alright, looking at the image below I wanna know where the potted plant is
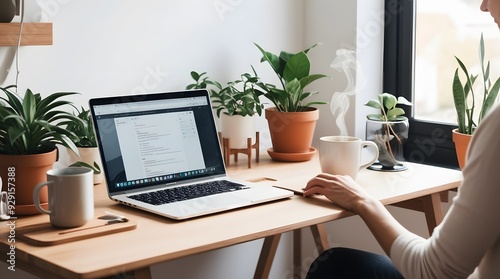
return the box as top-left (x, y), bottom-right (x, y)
top-left (452, 34), bottom-right (500, 169)
top-left (253, 43), bottom-right (328, 161)
top-left (187, 70), bottom-right (264, 149)
top-left (186, 71), bottom-right (223, 98)
top-left (0, 85), bottom-right (82, 215)
top-left (364, 93), bottom-right (412, 171)
top-left (64, 106), bottom-right (103, 184)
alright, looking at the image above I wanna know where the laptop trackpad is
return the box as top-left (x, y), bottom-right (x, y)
top-left (205, 194), bottom-right (252, 209)
top-left (160, 195), bottom-right (251, 219)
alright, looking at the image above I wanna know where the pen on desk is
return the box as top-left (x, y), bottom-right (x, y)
top-left (59, 217), bottom-right (129, 235)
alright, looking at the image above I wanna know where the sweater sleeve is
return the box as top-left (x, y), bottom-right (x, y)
top-left (390, 105), bottom-right (500, 279)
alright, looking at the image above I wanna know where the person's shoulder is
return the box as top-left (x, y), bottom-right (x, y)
top-left (478, 104), bottom-right (500, 131)
top-left (467, 104), bottom-right (500, 157)
top-left (488, 104), bottom-right (500, 118)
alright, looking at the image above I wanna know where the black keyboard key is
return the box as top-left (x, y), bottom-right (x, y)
top-left (127, 180), bottom-right (248, 205)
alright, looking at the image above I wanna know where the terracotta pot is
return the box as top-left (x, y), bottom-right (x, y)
top-left (0, 149), bottom-right (57, 215)
top-left (452, 128), bottom-right (472, 170)
top-left (265, 107), bottom-right (319, 154)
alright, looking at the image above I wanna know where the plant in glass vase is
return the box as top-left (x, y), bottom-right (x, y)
top-left (365, 93), bottom-right (412, 171)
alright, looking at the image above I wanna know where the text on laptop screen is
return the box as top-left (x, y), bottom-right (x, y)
top-left (90, 91), bottom-right (226, 193)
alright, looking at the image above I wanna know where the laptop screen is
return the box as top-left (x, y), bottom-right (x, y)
top-left (89, 90), bottom-right (226, 194)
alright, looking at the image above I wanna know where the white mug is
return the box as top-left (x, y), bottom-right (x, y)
top-left (33, 167), bottom-right (94, 228)
top-left (319, 136), bottom-right (379, 180)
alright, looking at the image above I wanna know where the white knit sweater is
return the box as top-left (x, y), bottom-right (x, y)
top-left (391, 104), bottom-right (500, 279)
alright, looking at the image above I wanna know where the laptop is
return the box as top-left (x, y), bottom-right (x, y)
top-left (89, 89), bottom-right (293, 220)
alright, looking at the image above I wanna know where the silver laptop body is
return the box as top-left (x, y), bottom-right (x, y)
top-left (89, 89), bottom-right (292, 220)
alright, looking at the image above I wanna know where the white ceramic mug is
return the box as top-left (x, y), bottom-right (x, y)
top-left (319, 136), bottom-right (379, 180)
top-left (33, 167), bottom-right (94, 228)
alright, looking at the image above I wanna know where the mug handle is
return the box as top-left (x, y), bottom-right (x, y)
top-left (33, 181), bottom-right (52, 215)
top-left (0, 191), bottom-right (7, 216)
top-left (359, 141), bottom-right (379, 171)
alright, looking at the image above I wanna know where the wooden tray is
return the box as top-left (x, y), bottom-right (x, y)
top-left (17, 216), bottom-right (137, 246)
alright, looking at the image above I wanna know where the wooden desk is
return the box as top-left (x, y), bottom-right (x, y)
top-left (0, 155), bottom-right (462, 279)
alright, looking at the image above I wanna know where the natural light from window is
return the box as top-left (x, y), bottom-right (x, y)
top-left (414, 0), bottom-right (500, 123)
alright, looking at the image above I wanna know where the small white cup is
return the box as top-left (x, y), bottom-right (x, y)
top-left (33, 167), bottom-right (94, 228)
top-left (319, 136), bottom-right (379, 180)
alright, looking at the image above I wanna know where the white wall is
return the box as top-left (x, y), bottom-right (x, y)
top-left (304, 0), bottom-right (358, 142)
top-left (1, 1), bottom-right (444, 279)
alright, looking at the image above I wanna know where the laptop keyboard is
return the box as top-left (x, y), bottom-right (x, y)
top-left (127, 180), bottom-right (249, 206)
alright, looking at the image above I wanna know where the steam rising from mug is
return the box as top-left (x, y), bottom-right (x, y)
top-left (329, 49), bottom-right (362, 137)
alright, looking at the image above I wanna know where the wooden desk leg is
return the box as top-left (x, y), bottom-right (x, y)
top-left (292, 225), bottom-right (330, 278)
top-left (422, 193), bottom-right (444, 235)
top-left (254, 234), bottom-right (282, 279)
top-left (293, 229), bottom-right (302, 278)
top-left (310, 224), bottom-right (330, 253)
top-left (134, 267), bottom-right (152, 279)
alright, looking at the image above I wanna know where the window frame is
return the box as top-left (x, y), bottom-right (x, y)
top-left (383, 0), bottom-right (459, 169)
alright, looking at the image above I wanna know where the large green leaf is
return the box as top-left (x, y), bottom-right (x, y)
top-left (278, 51), bottom-right (294, 77)
top-left (22, 89), bottom-right (36, 124)
top-left (190, 71), bottom-right (201, 81)
top-left (452, 69), bottom-right (467, 134)
top-left (1, 87), bottom-right (23, 115)
top-left (387, 107), bottom-right (405, 119)
top-left (255, 43), bottom-right (280, 76)
top-left (364, 100), bottom-right (382, 110)
top-left (283, 52), bottom-right (310, 83)
top-left (7, 126), bottom-right (25, 147)
top-left (36, 92), bottom-right (78, 117)
top-left (382, 93), bottom-right (397, 111)
top-left (285, 79), bottom-right (302, 111)
top-left (299, 74), bottom-right (328, 89)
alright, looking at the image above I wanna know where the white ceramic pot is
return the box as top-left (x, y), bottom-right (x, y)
top-left (220, 114), bottom-right (256, 149)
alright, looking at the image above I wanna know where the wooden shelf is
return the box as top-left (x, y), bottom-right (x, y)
top-left (0, 22), bottom-right (53, 46)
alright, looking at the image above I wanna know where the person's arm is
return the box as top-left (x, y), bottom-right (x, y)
top-left (303, 174), bottom-right (407, 256)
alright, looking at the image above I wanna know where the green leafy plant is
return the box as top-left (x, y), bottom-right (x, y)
top-left (187, 70), bottom-right (264, 117)
top-left (254, 43), bottom-right (328, 112)
top-left (0, 85), bottom-right (81, 155)
top-left (64, 106), bottom-right (97, 148)
top-left (453, 33), bottom-right (500, 135)
top-left (63, 106), bottom-right (101, 174)
top-left (365, 93), bottom-right (412, 121)
top-left (69, 161), bottom-right (101, 174)
top-left (186, 71), bottom-right (222, 97)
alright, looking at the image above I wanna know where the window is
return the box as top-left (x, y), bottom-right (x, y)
top-left (383, 0), bottom-right (496, 168)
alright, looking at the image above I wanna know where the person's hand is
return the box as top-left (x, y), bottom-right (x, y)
top-left (302, 173), bottom-right (373, 214)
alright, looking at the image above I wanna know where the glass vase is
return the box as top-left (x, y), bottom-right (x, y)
top-left (365, 119), bottom-right (409, 171)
